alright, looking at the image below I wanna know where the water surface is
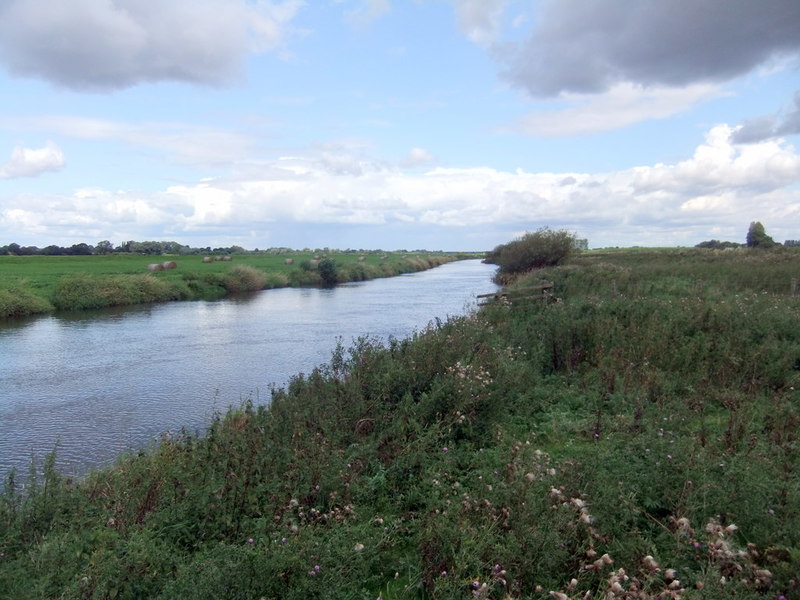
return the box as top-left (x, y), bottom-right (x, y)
top-left (0, 260), bottom-right (497, 478)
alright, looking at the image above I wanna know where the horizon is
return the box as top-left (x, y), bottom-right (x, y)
top-left (1, 1), bottom-right (799, 251)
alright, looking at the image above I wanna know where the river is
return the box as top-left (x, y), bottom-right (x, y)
top-left (0, 259), bottom-right (497, 480)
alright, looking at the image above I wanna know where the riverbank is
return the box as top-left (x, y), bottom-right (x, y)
top-left (0, 251), bottom-right (467, 319)
top-left (1, 247), bottom-right (798, 599)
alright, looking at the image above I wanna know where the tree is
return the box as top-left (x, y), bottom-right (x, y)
top-left (484, 227), bottom-right (577, 277)
top-left (746, 221), bottom-right (776, 248)
top-left (318, 258), bottom-right (338, 286)
top-left (95, 240), bottom-right (114, 254)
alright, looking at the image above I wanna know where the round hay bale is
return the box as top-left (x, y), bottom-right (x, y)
top-left (202, 256), bottom-right (213, 263)
top-left (284, 258), bottom-right (294, 265)
top-left (222, 256), bottom-right (232, 261)
top-left (162, 261), bottom-right (177, 269)
top-left (214, 256), bottom-right (223, 261)
top-left (147, 263), bottom-right (165, 271)
top-left (358, 255), bottom-right (366, 262)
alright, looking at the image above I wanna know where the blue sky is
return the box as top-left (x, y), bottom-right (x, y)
top-left (1, 0), bottom-right (799, 251)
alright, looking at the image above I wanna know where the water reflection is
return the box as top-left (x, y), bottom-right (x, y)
top-left (0, 260), bottom-right (497, 478)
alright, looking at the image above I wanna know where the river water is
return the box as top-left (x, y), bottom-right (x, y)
top-left (0, 259), bottom-right (497, 479)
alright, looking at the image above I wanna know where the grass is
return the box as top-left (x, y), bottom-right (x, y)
top-left (0, 252), bottom-right (464, 318)
top-left (1, 246), bottom-right (799, 599)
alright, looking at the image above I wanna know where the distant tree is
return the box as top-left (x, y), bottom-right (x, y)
top-left (746, 221), bottom-right (776, 248)
top-left (696, 239), bottom-right (742, 249)
top-left (95, 240), bottom-right (114, 254)
top-left (68, 243), bottom-right (93, 255)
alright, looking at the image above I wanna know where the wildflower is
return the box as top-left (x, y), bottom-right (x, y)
top-left (247, 538), bottom-right (254, 544)
top-left (354, 543), bottom-right (365, 552)
top-left (643, 555), bottom-right (659, 571)
top-left (281, 537), bottom-right (287, 543)
top-left (443, 447), bottom-right (449, 452)
top-left (549, 592), bottom-right (568, 600)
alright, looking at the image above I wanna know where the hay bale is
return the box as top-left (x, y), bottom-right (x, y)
top-left (358, 256), bottom-right (366, 262)
top-left (147, 263), bottom-right (165, 271)
top-left (214, 256), bottom-right (223, 261)
top-left (284, 258), bottom-right (294, 265)
top-left (162, 261), bottom-right (177, 270)
top-left (202, 256), bottom-right (213, 263)
top-left (222, 256), bottom-right (232, 261)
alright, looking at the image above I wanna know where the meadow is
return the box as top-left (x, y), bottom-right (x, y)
top-left (0, 251), bottom-right (463, 318)
top-left (0, 247), bottom-right (798, 599)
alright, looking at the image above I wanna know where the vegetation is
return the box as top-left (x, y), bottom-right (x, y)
top-left (484, 228), bottom-right (577, 282)
top-left (2, 246), bottom-right (798, 599)
top-left (746, 221), bottom-right (777, 249)
top-left (0, 251), bottom-right (464, 319)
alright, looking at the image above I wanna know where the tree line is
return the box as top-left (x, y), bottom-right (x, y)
top-left (697, 221), bottom-right (798, 249)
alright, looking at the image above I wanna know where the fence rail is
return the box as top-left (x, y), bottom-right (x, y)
top-left (478, 280), bottom-right (556, 307)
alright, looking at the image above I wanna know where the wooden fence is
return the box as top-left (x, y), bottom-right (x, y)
top-left (477, 280), bottom-right (556, 307)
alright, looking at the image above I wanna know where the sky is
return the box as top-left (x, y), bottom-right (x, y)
top-left (0, 0), bottom-right (799, 251)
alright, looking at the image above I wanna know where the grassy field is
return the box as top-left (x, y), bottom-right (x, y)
top-left (1, 246), bottom-right (798, 599)
top-left (0, 251), bottom-right (466, 318)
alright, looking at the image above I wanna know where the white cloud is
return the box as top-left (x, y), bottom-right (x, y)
top-left (0, 0), bottom-right (305, 91)
top-left (10, 116), bottom-right (258, 166)
top-left (3, 124), bottom-right (798, 248)
top-left (401, 147), bottom-right (437, 167)
top-left (0, 141), bottom-right (65, 179)
top-left (515, 83), bottom-right (726, 136)
top-left (449, 0), bottom-right (510, 45)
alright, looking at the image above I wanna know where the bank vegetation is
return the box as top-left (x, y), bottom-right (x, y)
top-left (1, 246), bottom-right (799, 599)
top-left (0, 252), bottom-right (463, 319)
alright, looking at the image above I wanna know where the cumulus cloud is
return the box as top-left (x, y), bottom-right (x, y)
top-left (498, 0), bottom-right (800, 98)
top-left (0, 0), bottom-right (305, 91)
top-left (516, 83), bottom-right (725, 136)
top-left (0, 141), bottom-right (65, 179)
top-left (732, 92), bottom-right (800, 144)
top-left (4, 125), bottom-right (799, 248)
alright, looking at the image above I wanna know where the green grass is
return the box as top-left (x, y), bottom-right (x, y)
top-left (0, 252), bottom-right (463, 318)
top-left (1, 246), bottom-right (798, 599)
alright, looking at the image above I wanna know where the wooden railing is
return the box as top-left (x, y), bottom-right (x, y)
top-left (477, 280), bottom-right (556, 307)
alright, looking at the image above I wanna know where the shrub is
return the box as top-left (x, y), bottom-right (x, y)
top-left (0, 288), bottom-right (54, 318)
top-left (222, 265), bottom-right (266, 294)
top-left (485, 227), bottom-right (577, 278)
top-left (317, 258), bottom-right (338, 287)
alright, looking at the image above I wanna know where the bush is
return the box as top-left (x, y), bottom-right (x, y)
top-left (222, 265), bottom-right (267, 294)
top-left (0, 288), bottom-right (54, 318)
top-left (317, 258), bottom-right (338, 287)
top-left (485, 228), bottom-right (576, 278)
